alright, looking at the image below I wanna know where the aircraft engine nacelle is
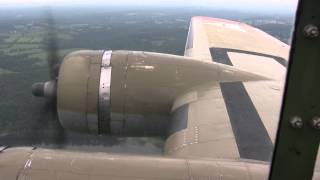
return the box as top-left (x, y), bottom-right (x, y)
top-left (57, 50), bottom-right (191, 136)
top-left (42, 50), bottom-right (263, 137)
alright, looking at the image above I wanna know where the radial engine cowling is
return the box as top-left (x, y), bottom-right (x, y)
top-left (58, 50), bottom-right (176, 136)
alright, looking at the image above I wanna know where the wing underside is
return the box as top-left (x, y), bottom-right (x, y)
top-left (164, 16), bottom-right (290, 161)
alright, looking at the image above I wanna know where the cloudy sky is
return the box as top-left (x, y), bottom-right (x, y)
top-left (0, 0), bottom-right (299, 13)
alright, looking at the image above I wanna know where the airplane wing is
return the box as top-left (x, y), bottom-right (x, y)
top-left (164, 16), bottom-right (290, 161)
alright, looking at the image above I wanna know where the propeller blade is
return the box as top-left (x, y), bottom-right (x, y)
top-left (45, 8), bottom-right (60, 80)
top-left (30, 7), bottom-right (67, 146)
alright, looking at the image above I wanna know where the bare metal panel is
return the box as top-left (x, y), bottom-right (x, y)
top-left (98, 50), bottom-right (112, 134)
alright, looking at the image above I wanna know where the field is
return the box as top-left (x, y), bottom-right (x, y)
top-left (0, 6), bottom-right (294, 153)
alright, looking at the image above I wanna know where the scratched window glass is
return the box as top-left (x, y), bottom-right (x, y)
top-left (0, 0), bottom-right (297, 168)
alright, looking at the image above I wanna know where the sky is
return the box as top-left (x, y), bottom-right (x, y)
top-left (0, 0), bottom-right (299, 13)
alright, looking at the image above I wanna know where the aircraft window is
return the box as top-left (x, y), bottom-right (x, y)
top-left (0, 0), bottom-right (300, 179)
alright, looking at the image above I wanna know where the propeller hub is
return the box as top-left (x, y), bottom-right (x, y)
top-left (32, 81), bottom-right (57, 99)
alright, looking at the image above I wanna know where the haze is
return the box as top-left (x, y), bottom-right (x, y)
top-left (0, 0), bottom-right (298, 14)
